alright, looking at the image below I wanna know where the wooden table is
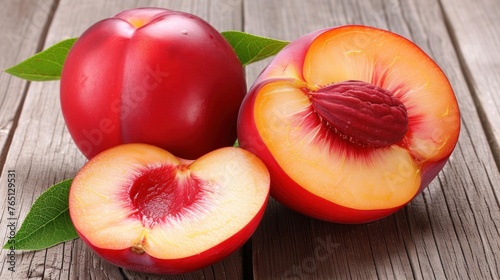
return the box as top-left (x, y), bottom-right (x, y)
top-left (1, 0), bottom-right (499, 279)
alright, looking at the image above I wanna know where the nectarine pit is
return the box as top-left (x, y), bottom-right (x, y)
top-left (129, 165), bottom-right (206, 228)
top-left (309, 80), bottom-right (408, 148)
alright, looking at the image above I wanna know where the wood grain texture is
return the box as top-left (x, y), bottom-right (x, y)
top-left (0, 0), bottom-right (58, 170)
top-left (244, 0), bottom-right (500, 279)
top-left (0, 0), bottom-right (245, 279)
top-left (1, 0), bottom-right (499, 279)
top-left (440, 0), bottom-right (500, 165)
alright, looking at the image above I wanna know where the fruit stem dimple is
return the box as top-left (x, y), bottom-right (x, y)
top-left (131, 243), bottom-right (145, 255)
top-left (130, 231), bottom-right (148, 255)
top-left (309, 80), bottom-right (408, 148)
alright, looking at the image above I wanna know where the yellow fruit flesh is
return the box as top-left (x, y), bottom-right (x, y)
top-left (252, 26), bottom-right (459, 210)
top-left (254, 82), bottom-right (421, 210)
top-left (69, 144), bottom-right (269, 259)
top-left (304, 26), bottom-right (460, 161)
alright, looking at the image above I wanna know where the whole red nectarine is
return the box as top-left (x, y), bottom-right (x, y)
top-left (60, 8), bottom-right (246, 160)
top-left (69, 143), bottom-right (270, 274)
top-left (238, 25), bottom-right (460, 223)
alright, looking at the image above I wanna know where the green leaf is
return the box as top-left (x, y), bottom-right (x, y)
top-left (4, 38), bottom-right (77, 81)
top-left (221, 31), bottom-right (289, 66)
top-left (3, 179), bottom-right (78, 250)
top-left (5, 31), bottom-right (286, 82)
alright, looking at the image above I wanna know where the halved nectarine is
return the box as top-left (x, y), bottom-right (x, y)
top-left (69, 143), bottom-right (270, 274)
top-left (238, 25), bottom-right (460, 223)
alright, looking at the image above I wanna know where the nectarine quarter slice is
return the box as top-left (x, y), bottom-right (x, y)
top-left (69, 143), bottom-right (270, 274)
top-left (238, 25), bottom-right (460, 223)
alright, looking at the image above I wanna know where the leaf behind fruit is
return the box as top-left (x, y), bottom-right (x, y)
top-left (5, 31), bottom-right (286, 81)
top-left (221, 31), bottom-right (289, 66)
top-left (4, 38), bottom-right (77, 81)
top-left (3, 179), bottom-right (79, 251)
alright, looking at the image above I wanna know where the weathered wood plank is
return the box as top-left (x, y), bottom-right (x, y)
top-left (440, 0), bottom-right (500, 165)
top-left (244, 0), bottom-right (500, 279)
top-left (2, 0), bottom-right (499, 279)
top-left (0, 0), bottom-right (245, 279)
top-left (0, 0), bottom-right (58, 171)
top-left (0, 1), bottom-right (60, 279)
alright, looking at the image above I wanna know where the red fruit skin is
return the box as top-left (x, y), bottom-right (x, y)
top-left (77, 197), bottom-right (268, 274)
top-left (238, 28), bottom-right (457, 224)
top-left (60, 8), bottom-right (246, 160)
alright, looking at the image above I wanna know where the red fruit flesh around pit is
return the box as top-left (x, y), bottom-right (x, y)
top-left (69, 144), bottom-right (270, 274)
top-left (129, 165), bottom-right (203, 228)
